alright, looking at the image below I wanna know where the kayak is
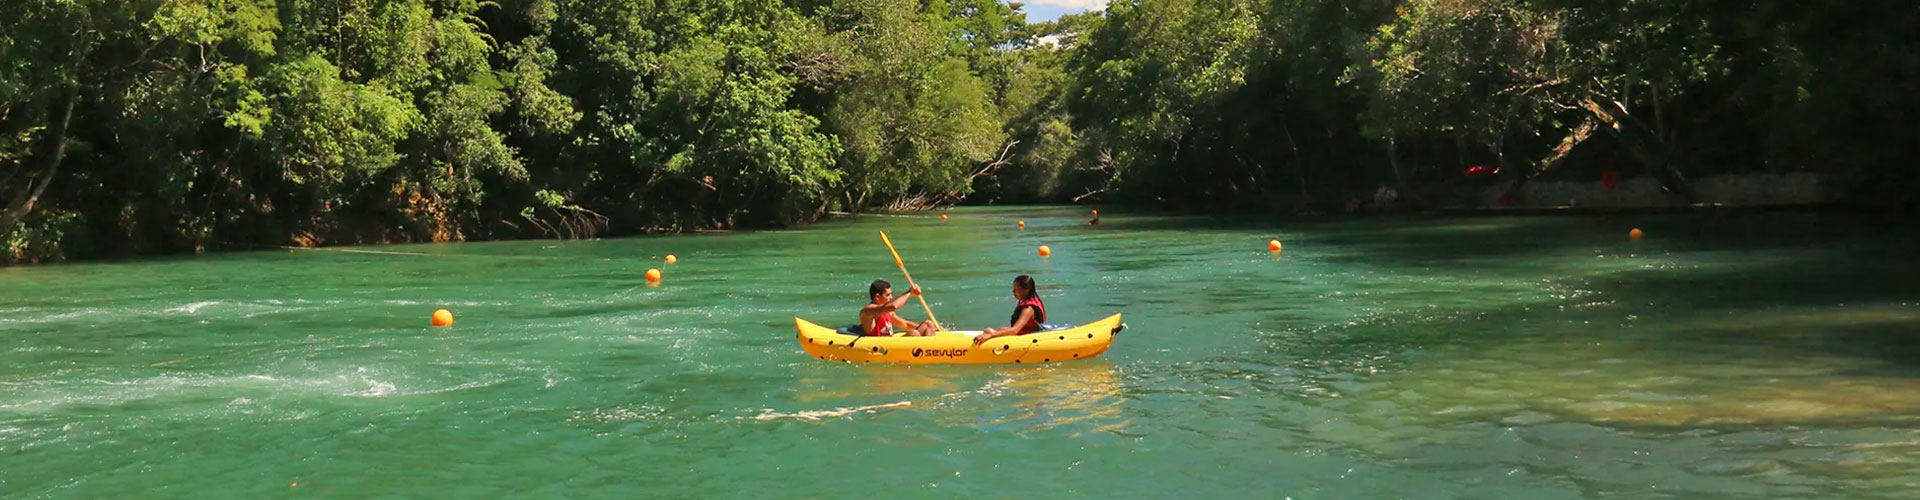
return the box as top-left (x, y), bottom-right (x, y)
top-left (793, 314), bottom-right (1125, 365)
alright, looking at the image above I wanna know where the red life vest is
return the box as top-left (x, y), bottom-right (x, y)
top-left (865, 311), bottom-right (895, 336)
top-left (1010, 296), bottom-right (1046, 334)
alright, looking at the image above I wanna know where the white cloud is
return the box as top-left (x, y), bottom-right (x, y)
top-left (1023, 0), bottom-right (1109, 11)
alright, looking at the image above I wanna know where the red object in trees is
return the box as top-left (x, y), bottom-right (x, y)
top-left (1464, 165), bottom-right (1498, 177)
top-left (1602, 170), bottom-right (1621, 189)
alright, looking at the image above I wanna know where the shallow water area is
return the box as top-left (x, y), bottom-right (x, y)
top-left (4, 207), bottom-right (1919, 498)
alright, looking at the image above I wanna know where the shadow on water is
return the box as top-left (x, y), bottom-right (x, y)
top-left (1088, 211), bottom-right (1917, 268)
top-left (1282, 212), bottom-right (1920, 352)
top-left (1571, 232), bottom-right (1920, 373)
top-left (1114, 211), bottom-right (1920, 434)
top-left (1278, 267), bottom-right (1920, 431)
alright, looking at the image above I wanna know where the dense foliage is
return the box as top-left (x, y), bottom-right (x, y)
top-left (1022, 0), bottom-right (1920, 212)
top-left (1, 0), bottom-right (1025, 261)
top-left (4, 0), bottom-right (1914, 262)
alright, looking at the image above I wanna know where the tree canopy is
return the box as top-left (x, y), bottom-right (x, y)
top-left (4, 0), bottom-right (1914, 262)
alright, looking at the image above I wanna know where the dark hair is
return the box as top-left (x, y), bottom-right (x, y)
top-left (869, 280), bottom-right (892, 299)
top-left (1013, 275), bottom-right (1037, 298)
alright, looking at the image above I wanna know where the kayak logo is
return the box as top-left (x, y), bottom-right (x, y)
top-left (911, 347), bottom-right (968, 358)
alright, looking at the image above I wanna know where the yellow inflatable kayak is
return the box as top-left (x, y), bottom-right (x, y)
top-left (794, 314), bottom-right (1125, 364)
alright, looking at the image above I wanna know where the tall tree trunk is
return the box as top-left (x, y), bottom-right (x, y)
top-left (1281, 122), bottom-right (1306, 198)
top-left (1541, 120), bottom-right (1598, 174)
top-left (1386, 136), bottom-right (1404, 188)
top-left (1454, 132), bottom-right (1470, 170)
top-left (1, 93), bottom-right (76, 231)
top-left (1499, 120), bottom-right (1599, 205)
top-left (1581, 97), bottom-right (1694, 202)
top-left (1491, 131), bottom-right (1531, 205)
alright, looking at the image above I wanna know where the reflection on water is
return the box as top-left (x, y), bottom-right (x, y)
top-left (784, 362), bottom-right (1127, 436)
top-left (985, 362), bottom-right (1126, 437)
top-left (791, 365), bottom-right (974, 404)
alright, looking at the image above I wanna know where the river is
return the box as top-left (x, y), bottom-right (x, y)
top-left (4, 206), bottom-right (1919, 498)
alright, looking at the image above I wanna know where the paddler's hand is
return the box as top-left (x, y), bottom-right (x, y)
top-left (908, 284), bottom-right (923, 296)
top-left (972, 329), bottom-right (998, 346)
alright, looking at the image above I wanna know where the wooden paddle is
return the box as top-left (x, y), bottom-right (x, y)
top-left (878, 231), bottom-right (940, 327)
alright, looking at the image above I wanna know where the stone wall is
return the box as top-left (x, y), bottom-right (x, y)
top-left (1482, 172), bottom-right (1832, 209)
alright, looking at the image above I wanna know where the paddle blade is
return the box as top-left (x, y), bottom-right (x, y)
top-left (879, 231), bottom-right (906, 267)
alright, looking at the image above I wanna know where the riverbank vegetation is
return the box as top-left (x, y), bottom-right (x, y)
top-left (5, 0), bottom-right (1914, 262)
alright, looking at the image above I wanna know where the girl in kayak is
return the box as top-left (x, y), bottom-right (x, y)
top-left (860, 280), bottom-right (940, 337)
top-left (973, 275), bottom-right (1046, 345)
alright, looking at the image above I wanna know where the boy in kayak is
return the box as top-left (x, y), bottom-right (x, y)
top-left (861, 280), bottom-right (940, 337)
top-left (973, 275), bottom-right (1046, 345)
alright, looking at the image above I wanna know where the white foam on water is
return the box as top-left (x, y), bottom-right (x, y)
top-left (411, 378), bottom-right (505, 396)
top-left (0, 368), bottom-right (500, 411)
top-left (4, 299), bottom-right (338, 327)
top-left (0, 308), bottom-right (95, 325)
top-left (165, 301), bottom-right (222, 314)
top-left (567, 404), bottom-right (668, 424)
top-left (355, 380), bottom-right (398, 397)
top-left (750, 401), bottom-right (913, 421)
top-left (383, 299), bottom-right (501, 307)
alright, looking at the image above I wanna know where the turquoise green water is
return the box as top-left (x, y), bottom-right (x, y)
top-left (5, 206), bottom-right (1920, 498)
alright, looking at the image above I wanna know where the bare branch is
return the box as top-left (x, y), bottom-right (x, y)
top-left (1071, 189), bottom-right (1107, 203)
top-left (964, 139), bottom-right (1019, 181)
top-left (1500, 78), bottom-right (1565, 96)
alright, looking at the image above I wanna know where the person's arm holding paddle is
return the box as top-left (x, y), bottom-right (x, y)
top-left (860, 281), bottom-right (921, 336)
top-left (876, 231), bottom-right (942, 337)
top-left (876, 285), bottom-right (918, 319)
top-left (894, 284), bottom-right (920, 310)
top-left (890, 285), bottom-right (941, 336)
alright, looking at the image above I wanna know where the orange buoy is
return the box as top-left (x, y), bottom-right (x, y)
top-left (431, 309), bottom-right (453, 327)
top-left (940, 214), bottom-right (948, 221)
top-left (1267, 240), bottom-right (1283, 252)
top-left (646, 268), bottom-right (662, 282)
top-left (1037, 245), bottom-right (1052, 257)
top-left (665, 254), bottom-right (678, 264)
top-left (1018, 220), bottom-right (1026, 228)
top-left (1629, 228), bottom-right (1644, 240)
